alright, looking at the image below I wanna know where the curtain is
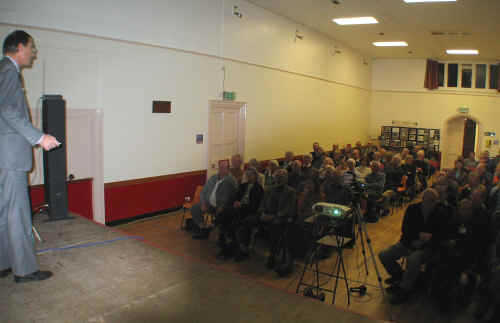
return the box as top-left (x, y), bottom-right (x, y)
top-left (424, 59), bottom-right (439, 90)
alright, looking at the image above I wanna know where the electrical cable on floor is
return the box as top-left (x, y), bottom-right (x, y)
top-left (36, 236), bottom-right (144, 255)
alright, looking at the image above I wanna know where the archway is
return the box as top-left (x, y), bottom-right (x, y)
top-left (441, 113), bottom-right (482, 170)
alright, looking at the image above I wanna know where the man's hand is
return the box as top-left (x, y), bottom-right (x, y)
top-left (39, 134), bottom-right (61, 151)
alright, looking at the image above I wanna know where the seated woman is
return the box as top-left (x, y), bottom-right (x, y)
top-left (217, 167), bottom-right (264, 261)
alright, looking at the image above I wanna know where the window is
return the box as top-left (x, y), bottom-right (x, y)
top-left (490, 64), bottom-right (499, 90)
top-left (447, 63), bottom-right (458, 87)
top-left (438, 63), bottom-right (444, 86)
top-left (461, 64), bottom-right (472, 88)
top-left (476, 64), bottom-right (486, 89)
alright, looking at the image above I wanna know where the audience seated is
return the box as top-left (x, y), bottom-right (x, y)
top-left (354, 156), bottom-right (371, 184)
top-left (280, 151), bottom-right (294, 172)
top-left (248, 158), bottom-right (266, 187)
top-left (414, 150), bottom-right (429, 189)
top-left (191, 160), bottom-right (237, 239)
top-left (287, 160), bottom-right (304, 191)
top-left (379, 188), bottom-right (449, 304)
top-left (464, 151), bottom-right (478, 170)
top-left (186, 140), bottom-right (499, 316)
top-left (230, 154), bottom-right (243, 185)
top-left (477, 162), bottom-right (493, 190)
top-left (321, 167), bottom-right (352, 206)
top-left (264, 159), bottom-right (279, 189)
top-left (259, 169), bottom-right (297, 276)
top-left (342, 158), bottom-right (356, 186)
top-left (403, 155), bottom-right (417, 196)
top-left (311, 142), bottom-right (324, 169)
top-left (449, 159), bottom-right (469, 188)
top-left (216, 167), bottom-right (264, 261)
top-left (364, 161), bottom-right (386, 221)
top-left (301, 154), bottom-right (314, 179)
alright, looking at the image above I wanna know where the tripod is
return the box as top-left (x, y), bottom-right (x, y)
top-left (296, 213), bottom-right (351, 305)
top-left (350, 199), bottom-right (394, 321)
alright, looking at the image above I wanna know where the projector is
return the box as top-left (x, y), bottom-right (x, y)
top-left (312, 202), bottom-right (351, 219)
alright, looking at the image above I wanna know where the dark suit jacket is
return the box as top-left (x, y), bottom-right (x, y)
top-left (233, 182), bottom-right (264, 213)
top-left (0, 57), bottom-right (43, 171)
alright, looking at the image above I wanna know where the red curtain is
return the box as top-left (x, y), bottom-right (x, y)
top-left (424, 59), bottom-right (439, 90)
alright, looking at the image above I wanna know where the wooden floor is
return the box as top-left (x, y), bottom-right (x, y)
top-left (118, 194), bottom-right (477, 323)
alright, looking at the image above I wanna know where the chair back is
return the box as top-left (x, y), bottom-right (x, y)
top-left (192, 185), bottom-right (203, 204)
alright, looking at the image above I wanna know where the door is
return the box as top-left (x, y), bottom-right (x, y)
top-left (462, 118), bottom-right (476, 158)
top-left (207, 100), bottom-right (246, 178)
top-left (443, 116), bottom-right (465, 169)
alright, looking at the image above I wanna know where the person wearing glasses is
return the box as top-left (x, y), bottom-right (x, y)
top-left (0, 30), bottom-right (60, 283)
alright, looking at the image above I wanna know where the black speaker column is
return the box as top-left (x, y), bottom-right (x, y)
top-left (42, 95), bottom-right (72, 221)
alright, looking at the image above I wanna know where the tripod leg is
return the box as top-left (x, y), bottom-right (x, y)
top-left (355, 209), bottom-right (369, 275)
top-left (359, 215), bottom-right (394, 321)
top-left (338, 236), bottom-right (350, 305)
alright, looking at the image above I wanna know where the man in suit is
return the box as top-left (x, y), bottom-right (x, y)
top-left (1, 30), bottom-right (60, 283)
top-left (191, 159), bottom-right (237, 239)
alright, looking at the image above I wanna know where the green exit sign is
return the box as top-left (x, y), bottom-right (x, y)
top-left (223, 91), bottom-right (236, 101)
top-left (458, 107), bottom-right (469, 114)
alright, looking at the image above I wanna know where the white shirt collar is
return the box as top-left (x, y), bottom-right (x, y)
top-left (5, 56), bottom-right (20, 72)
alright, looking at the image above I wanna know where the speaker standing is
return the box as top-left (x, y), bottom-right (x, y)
top-left (0, 30), bottom-right (60, 283)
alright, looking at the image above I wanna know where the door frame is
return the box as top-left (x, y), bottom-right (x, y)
top-left (206, 100), bottom-right (246, 178)
top-left (441, 113), bottom-right (482, 170)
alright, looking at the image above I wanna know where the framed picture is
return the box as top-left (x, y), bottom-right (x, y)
top-left (392, 140), bottom-right (401, 147)
top-left (400, 128), bottom-right (408, 139)
top-left (417, 129), bottom-right (425, 135)
top-left (392, 133), bottom-right (400, 139)
top-left (409, 134), bottom-right (416, 141)
top-left (418, 135), bottom-right (425, 142)
top-left (409, 128), bottom-right (417, 135)
top-left (401, 140), bottom-right (407, 148)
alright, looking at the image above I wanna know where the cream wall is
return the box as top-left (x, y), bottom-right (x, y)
top-left (1, 0), bottom-right (372, 183)
top-left (371, 58), bottom-right (500, 156)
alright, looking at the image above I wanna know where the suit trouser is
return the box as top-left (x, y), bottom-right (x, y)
top-left (378, 242), bottom-right (431, 291)
top-left (0, 169), bottom-right (39, 276)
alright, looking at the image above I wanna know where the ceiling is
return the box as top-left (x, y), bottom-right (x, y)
top-left (246, 0), bottom-right (500, 61)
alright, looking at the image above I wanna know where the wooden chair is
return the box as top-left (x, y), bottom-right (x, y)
top-left (180, 185), bottom-right (203, 230)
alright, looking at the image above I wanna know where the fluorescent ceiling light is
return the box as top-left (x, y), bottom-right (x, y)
top-left (372, 41), bottom-right (408, 47)
top-left (333, 17), bottom-right (378, 25)
top-left (446, 49), bottom-right (479, 55)
top-left (403, 0), bottom-right (456, 3)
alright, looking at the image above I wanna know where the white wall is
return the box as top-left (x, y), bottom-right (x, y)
top-left (1, 0), bottom-right (372, 184)
top-left (370, 58), bottom-right (500, 156)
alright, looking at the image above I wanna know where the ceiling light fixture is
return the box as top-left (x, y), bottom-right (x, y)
top-left (333, 17), bottom-right (378, 25)
top-left (446, 49), bottom-right (479, 55)
top-left (403, 0), bottom-right (456, 3)
top-left (373, 41), bottom-right (408, 47)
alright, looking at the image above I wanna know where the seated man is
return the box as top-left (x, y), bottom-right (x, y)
top-left (191, 160), bottom-right (237, 239)
top-left (230, 154), bottom-right (243, 185)
top-left (280, 151), bottom-right (295, 172)
top-left (321, 167), bottom-right (352, 206)
top-left (379, 188), bottom-right (447, 304)
top-left (364, 161), bottom-right (386, 220)
top-left (260, 169), bottom-right (297, 275)
top-left (217, 167), bottom-right (264, 261)
top-left (287, 160), bottom-right (304, 191)
top-left (264, 160), bottom-right (279, 189)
